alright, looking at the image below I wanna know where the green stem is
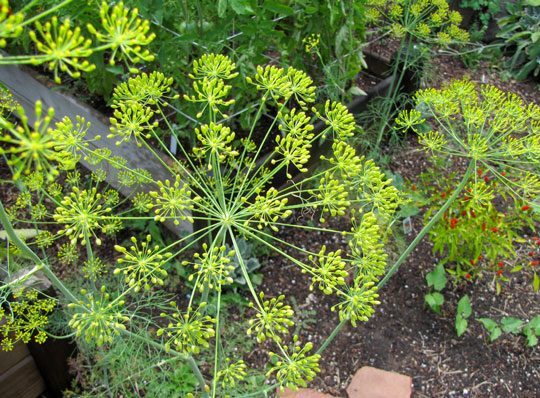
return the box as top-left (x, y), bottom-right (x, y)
top-left (19, 0), bottom-right (74, 28)
top-left (315, 318), bottom-right (346, 355)
top-left (377, 160), bottom-right (474, 288)
top-left (0, 202), bottom-right (77, 302)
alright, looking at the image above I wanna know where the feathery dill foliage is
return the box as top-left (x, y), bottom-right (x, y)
top-left (0, 40), bottom-right (401, 393)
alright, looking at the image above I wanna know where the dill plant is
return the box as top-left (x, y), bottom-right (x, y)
top-left (0, 5), bottom-right (401, 393)
top-left (395, 79), bottom-right (540, 291)
top-left (364, 0), bottom-right (470, 149)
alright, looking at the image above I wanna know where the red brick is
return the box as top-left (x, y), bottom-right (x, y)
top-left (279, 387), bottom-right (337, 398)
top-left (346, 366), bottom-right (412, 398)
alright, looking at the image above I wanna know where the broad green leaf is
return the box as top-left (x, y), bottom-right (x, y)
top-left (477, 317), bottom-right (498, 331)
top-left (533, 273), bottom-right (539, 293)
top-left (457, 295), bottom-right (472, 318)
top-left (489, 327), bottom-right (502, 342)
top-left (478, 318), bottom-right (502, 342)
top-left (263, 0), bottom-right (294, 15)
top-left (425, 292), bottom-right (444, 314)
top-left (218, 0), bottom-right (227, 17)
top-left (500, 317), bottom-right (524, 334)
top-left (230, 0), bottom-right (254, 14)
top-left (525, 331), bottom-right (538, 347)
top-left (455, 315), bottom-right (468, 337)
top-left (524, 0), bottom-right (540, 6)
top-left (528, 315), bottom-right (540, 335)
top-left (426, 263), bottom-right (447, 291)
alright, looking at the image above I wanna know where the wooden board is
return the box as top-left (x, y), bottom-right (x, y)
top-left (0, 344), bottom-right (46, 398)
top-left (0, 341), bottom-right (30, 374)
top-left (0, 63), bottom-right (192, 235)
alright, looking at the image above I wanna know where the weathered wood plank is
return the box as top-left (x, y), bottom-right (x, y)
top-left (0, 63), bottom-right (192, 234)
top-left (0, 340), bottom-right (30, 374)
top-left (0, 354), bottom-right (46, 398)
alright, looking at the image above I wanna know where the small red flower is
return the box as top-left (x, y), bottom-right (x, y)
top-left (477, 169), bottom-right (483, 176)
top-left (521, 205), bottom-right (531, 212)
top-left (529, 251), bottom-right (536, 257)
top-left (497, 261), bottom-right (504, 268)
top-left (470, 210), bottom-right (476, 218)
top-left (481, 222), bottom-right (487, 231)
top-left (441, 192), bottom-right (446, 198)
top-left (477, 255), bottom-right (483, 261)
top-left (470, 259), bottom-right (476, 266)
top-left (501, 171), bottom-right (506, 176)
top-left (496, 270), bottom-right (503, 276)
top-left (530, 260), bottom-right (539, 267)
top-left (411, 184), bottom-right (417, 191)
top-left (484, 176), bottom-right (489, 183)
top-left (491, 227), bottom-right (499, 233)
top-left (450, 217), bottom-right (458, 229)
top-left (461, 210), bottom-right (467, 217)
top-left (465, 273), bottom-right (472, 280)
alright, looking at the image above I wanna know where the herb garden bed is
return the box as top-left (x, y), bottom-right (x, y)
top-left (1, 1), bottom-right (540, 398)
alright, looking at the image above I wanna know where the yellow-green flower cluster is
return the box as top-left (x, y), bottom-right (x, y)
top-left (112, 71), bottom-right (178, 108)
top-left (366, 0), bottom-right (469, 44)
top-left (397, 79), bottom-right (540, 202)
top-left (216, 359), bottom-right (248, 388)
top-left (193, 123), bottom-right (239, 164)
top-left (150, 176), bottom-right (195, 225)
top-left (307, 245), bottom-right (348, 294)
top-left (0, 289), bottom-right (56, 351)
top-left (54, 186), bottom-right (113, 246)
top-left (247, 292), bottom-right (294, 343)
top-left (302, 33), bottom-right (321, 53)
top-left (114, 235), bottom-right (171, 292)
top-left (87, 1), bottom-right (155, 68)
top-left (0, 0), bottom-right (23, 47)
top-left (157, 302), bottom-right (215, 354)
top-left (314, 100), bottom-right (358, 140)
top-left (182, 243), bottom-right (236, 292)
top-left (332, 279), bottom-right (381, 326)
top-left (246, 187), bottom-right (292, 231)
top-left (267, 336), bottom-right (321, 390)
top-left (29, 17), bottom-right (95, 84)
top-left (68, 287), bottom-right (129, 346)
top-left (0, 101), bottom-right (77, 180)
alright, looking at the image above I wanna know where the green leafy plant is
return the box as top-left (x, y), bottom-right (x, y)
top-left (455, 294), bottom-right (472, 337)
top-left (364, 0), bottom-right (470, 150)
top-left (424, 263), bottom-right (446, 314)
top-left (478, 315), bottom-right (540, 346)
top-left (460, 0), bottom-right (501, 34)
top-left (395, 79), bottom-right (540, 337)
top-left (497, 0), bottom-right (540, 80)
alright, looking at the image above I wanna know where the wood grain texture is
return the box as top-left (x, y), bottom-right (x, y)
top-left (0, 354), bottom-right (46, 398)
top-left (0, 341), bottom-right (30, 374)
